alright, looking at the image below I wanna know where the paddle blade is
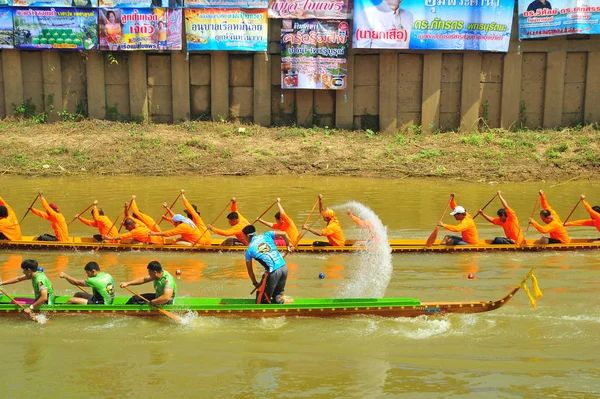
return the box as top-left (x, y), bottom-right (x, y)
top-left (425, 227), bottom-right (439, 247)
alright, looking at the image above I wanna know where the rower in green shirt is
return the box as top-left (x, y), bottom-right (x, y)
top-left (0, 259), bottom-right (54, 316)
top-left (120, 261), bottom-right (177, 305)
top-left (60, 261), bottom-right (115, 305)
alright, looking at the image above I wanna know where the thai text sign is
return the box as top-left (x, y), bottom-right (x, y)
top-left (99, 0), bottom-right (183, 8)
top-left (353, 0), bottom-right (514, 51)
top-left (280, 19), bottom-right (349, 90)
top-left (185, 0), bottom-right (267, 8)
top-left (13, 0), bottom-right (97, 7)
top-left (185, 8), bottom-right (268, 51)
top-left (99, 8), bottom-right (182, 50)
top-left (13, 8), bottom-right (98, 50)
top-left (268, 0), bottom-right (350, 19)
top-left (518, 0), bottom-right (600, 38)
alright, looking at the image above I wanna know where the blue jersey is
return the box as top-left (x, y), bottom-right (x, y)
top-left (245, 231), bottom-right (286, 273)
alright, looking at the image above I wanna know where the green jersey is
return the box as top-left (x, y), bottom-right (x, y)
top-left (85, 272), bottom-right (115, 305)
top-left (154, 271), bottom-right (177, 301)
top-left (32, 272), bottom-right (54, 306)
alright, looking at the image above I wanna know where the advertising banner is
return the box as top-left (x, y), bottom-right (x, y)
top-left (518, 0), bottom-right (600, 38)
top-left (13, 8), bottom-right (98, 50)
top-left (352, 0), bottom-right (514, 51)
top-left (185, 8), bottom-right (268, 51)
top-left (99, 8), bottom-right (182, 50)
top-left (280, 19), bottom-right (348, 90)
top-left (99, 0), bottom-right (182, 8)
top-left (0, 8), bottom-right (13, 48)
top-left (185, 0), bottom-right (267, 8)
top-left (12, 0), bottom-right (97, 7)
top-left (268, 0), bottom-right (350, 19)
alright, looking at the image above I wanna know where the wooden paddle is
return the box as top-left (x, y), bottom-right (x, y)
top-left (67, 202), bottom-right (95, 226)
top-left (118, 200), bottom-right (134, 234)
top-left (282, 198), bottom-right (319, 258)
top-left (0, 288), bottom-right (41, 323)
top-left (472, 193), bottom-right (498, 220)
top-left (425, 197), bottom-right (453, 247)
top-left (525, 197), bottom-right (540, 235)
top-left (122, 286), bottom-right (182, 323)
top-left (93, 214), bottom-right (121, 253)
top-left (20, 193), bottom-right (40, 224)
top-left (151, 191), bottom-right (183, 230)
top-left (252, 200), bottom-right (278, 225)
top-left (562, 198), bottom-right (582, 226)
top-left (191, 200), bottom-right (232, 247)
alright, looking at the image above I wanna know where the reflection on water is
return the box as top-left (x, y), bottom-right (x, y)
top-left (0, 176), bottom-right (599, 397)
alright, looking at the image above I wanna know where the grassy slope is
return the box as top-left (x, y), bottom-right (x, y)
top-left (1, 119), bottom-right (599, 181)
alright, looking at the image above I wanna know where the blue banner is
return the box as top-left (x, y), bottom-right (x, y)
top-left (0, 7), bottom-right (13, 48)
top-left (518, 0), bottom-right (600, 38)
top-left (353, 0), bottom-right (514, 51)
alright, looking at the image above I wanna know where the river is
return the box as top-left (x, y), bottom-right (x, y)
top-left (0, 176), bottom-right (598, 397)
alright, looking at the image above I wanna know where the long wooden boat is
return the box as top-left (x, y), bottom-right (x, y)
top-left (0, 269), bottom-right (535, 319)
top-left (1, 236), bottom-right (600, 253)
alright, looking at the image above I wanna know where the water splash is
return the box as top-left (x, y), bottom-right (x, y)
top-left (334, 201), bottom-right (392, 298)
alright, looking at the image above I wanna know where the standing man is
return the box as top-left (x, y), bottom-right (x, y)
top-left (60, 261), bottom-right (115, 305)
top-left (242, 225), bottom-right (293, 304)
top-left (0, 196), bottom-right (22, 241)
top-left (478, 191), bottom-right (524, 245)
top-left (208, 198), bottom-right (250, 246)
top-left (0, 259), bottom-right (54, 314)
top-left (256, 198), bottom-right (299, 246)
top-left (120, 261), bottom-right (177, 305)
top-left (76, 201), bottom-right (119, 242)
top-left (302, 194), bottom-right (345, 246)
top-left (178, 189), bottom-right (211, 245)
top-left (439, 193), bottom-right (479, 245)
top-left (564, 195), bottom-right (600, 241)
top-left (529, 190), bottom-right (569, 244)
top-left (30, 191), bottom-right (69, 242)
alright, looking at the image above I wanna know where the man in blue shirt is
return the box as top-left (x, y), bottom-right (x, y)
top-left (242, 225), bottom-right (294, 304)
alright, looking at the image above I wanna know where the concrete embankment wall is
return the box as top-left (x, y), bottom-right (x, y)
top-left (1, 30), bottom-right (600, 132)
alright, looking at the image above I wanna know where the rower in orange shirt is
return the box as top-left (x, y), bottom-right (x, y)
top-left (564, 195), bottom-right (600, 241)
top-left (104, 218), bottom-right (164, 245)
top-left (256, 198), bottom-right (299, 246)
top-left (0, 196), bottom-right (22, 241)
top-left (128, 195), bottom-right (161, 233)
top-left (208, 198), bottom-right (250, 246)
top-left (149, 214), bottom-right (201, 246)
top-left (162, 190), bottom-right (211, 246)
top-left (302, 194), bottom-right (345, 246)
top-left (528, 190), bottom-right (569, 244)
top-left (76, 200), bottom-right (119, 242)
top-left (30, 192), bottom-right (69, 242)
top-left (346, 209), bottom-right (376, 243)
top-left (439, 194), bottom-right (479, 245)
top-left (478, 191), bottom-right (524, 245)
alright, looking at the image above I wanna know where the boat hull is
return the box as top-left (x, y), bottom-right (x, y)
top-left (0, 286), bottom-right (522, 319)
top-left (1, 237), bottom-right (599, 253)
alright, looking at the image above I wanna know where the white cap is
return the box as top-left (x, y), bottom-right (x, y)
top-left (450, 206), bottom-right (466, 215)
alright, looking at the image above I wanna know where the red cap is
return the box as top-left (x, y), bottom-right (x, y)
top-left (49, 203), bottom-right (59, 212)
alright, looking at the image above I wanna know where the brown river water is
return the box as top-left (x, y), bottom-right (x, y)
top-left (0, 176), bottom-right (599, 398)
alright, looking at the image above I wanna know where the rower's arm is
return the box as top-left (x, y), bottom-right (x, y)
top-left (256, 218), bottom-right (275, 228)
top-left (60, 272), bottom-right (86, 287)
top-left (0, 274), bottom-right (28, 286)
top-left (497, 191), bottom-right (509, 209)
top-left (318, 194), bottom-right (324, 215)
top-left (151, 288), bottom-right (173, 305)
top-left (303, 225), bottom-right (322, 236)
top-left (30, 290), bottom-right (48, 310)
top-left (30, 207), bottom-right (50, 221)
top-left (245, 260), bottom-right (259, 287)
top-left (274, 231), bottom-right (294, 252)
top-left (120, 275), bottom-right (152, 287)
top-left (564, 219), bottom-right (595, 227)
top-left (478, 211), bottom-right (495, 224)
